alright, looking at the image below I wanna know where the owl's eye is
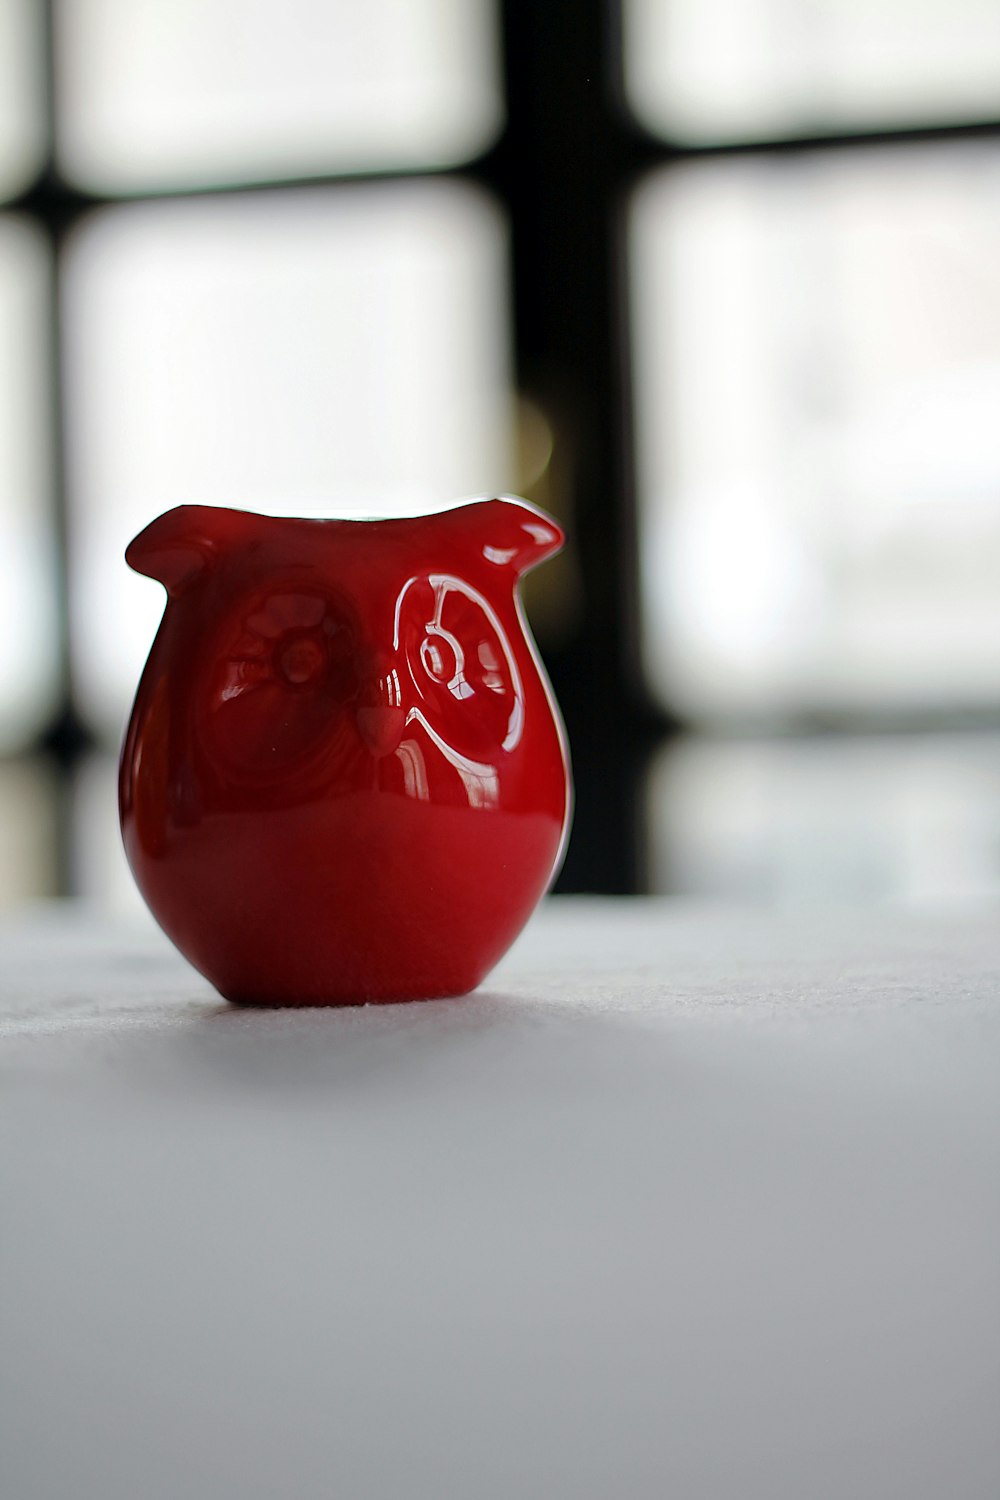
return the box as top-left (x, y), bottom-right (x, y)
top-left (419, 629), bottom-right (477, 701)
top-left (420, 633), bottom-right (458, 687)
top-left (203, 583), bottom-right (359, 781)
top-left (278, 632), bottom-right (328, 686)
top-left (397, 573), bottom-right (523, 756)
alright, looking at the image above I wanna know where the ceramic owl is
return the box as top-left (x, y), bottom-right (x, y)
top-left (119, 498), bottom-right (572, 1005)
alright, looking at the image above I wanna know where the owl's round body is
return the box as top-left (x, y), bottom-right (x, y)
top-left (119, 499), bottom-right (571, 1005)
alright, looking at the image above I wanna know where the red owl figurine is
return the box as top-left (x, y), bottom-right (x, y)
top-left (119, 498), bottom-right (572, 1005)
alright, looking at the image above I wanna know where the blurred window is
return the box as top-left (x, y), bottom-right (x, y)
top-left (55, 0), bottom-right (502, 191)
top-left (0, 216), bottom-right (59, 751)
top-left (632, 146), bottom-right (1000, 722)
top-left (0, 0), bottom-right (45, 202)
top-left (71, 751), bottom-right (140, 911)
top-left (625, 0), bottom-right (1000, 142)
top-left (63, 182), bottom-right (514, 738)
top-left (6, 0), bottom-right (1000, 907)
top-left (648, 732), bottom-right (1000, 901)
top-left (0, 756), bottom-right (58, 904)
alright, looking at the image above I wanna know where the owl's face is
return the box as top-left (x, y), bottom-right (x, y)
top-left (126, 499), bottom-right (563, 810)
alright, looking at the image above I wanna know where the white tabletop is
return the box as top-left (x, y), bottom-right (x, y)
top-left (2, 898), bottom-right (999, 1500)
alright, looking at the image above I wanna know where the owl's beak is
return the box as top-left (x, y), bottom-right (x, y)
top-left (357, 705), bottom-right (405, 757)
top-left (357, 663), bottom-right (405, 756)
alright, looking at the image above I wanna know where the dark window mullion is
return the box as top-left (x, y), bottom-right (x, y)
top-left (32, 0), bottom-right (91, 894)
top-left (494, 0), bottom-right (650, 893)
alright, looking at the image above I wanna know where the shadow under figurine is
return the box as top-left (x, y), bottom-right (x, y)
top-left (119, 498), bottom-right (572, 1005)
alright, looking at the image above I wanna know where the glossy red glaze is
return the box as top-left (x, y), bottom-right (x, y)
top-left (119, 498), bottom-right (572, 1005)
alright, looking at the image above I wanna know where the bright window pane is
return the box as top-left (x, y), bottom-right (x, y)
top-left (0, 216), bottom-right (59, 750)
top-left (63, 182), bottom-right (515, 736)
top-left (626, 0), bottom-right (1000, 142)
top-left (72, 752), bottom-right (148, 913)
top-left (633, 147), bottom-right (1000, 720)
top-left (0, 0), bottom-right (45, 200)
top-left (56, 0), bottom-right (501, 191)
top-left (0, 757), bottom-right (58, 907)
top-left (649, 733), bottom-right (1000, 901)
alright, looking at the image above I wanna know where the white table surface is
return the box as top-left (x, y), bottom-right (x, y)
top-left (2, 897), bottom-right (999, 1500)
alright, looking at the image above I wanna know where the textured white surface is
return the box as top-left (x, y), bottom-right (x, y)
top-left (2, 898), bottom-right (999, 1499)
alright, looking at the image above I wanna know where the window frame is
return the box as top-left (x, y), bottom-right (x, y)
top-left (4, 0), bottom-right (1000, 896)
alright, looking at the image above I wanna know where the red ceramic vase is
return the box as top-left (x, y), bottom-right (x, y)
top-left (119, 498), bottom-right (572, 1005)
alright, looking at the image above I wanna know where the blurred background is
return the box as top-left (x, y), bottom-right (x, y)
top-left (3, 0), bottom-right (1000, 909)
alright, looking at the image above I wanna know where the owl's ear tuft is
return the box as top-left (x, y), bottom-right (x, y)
top-left (468, 497), bottom-right (564, 576)
top-left (125, 505), bottom-right (227, 595)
